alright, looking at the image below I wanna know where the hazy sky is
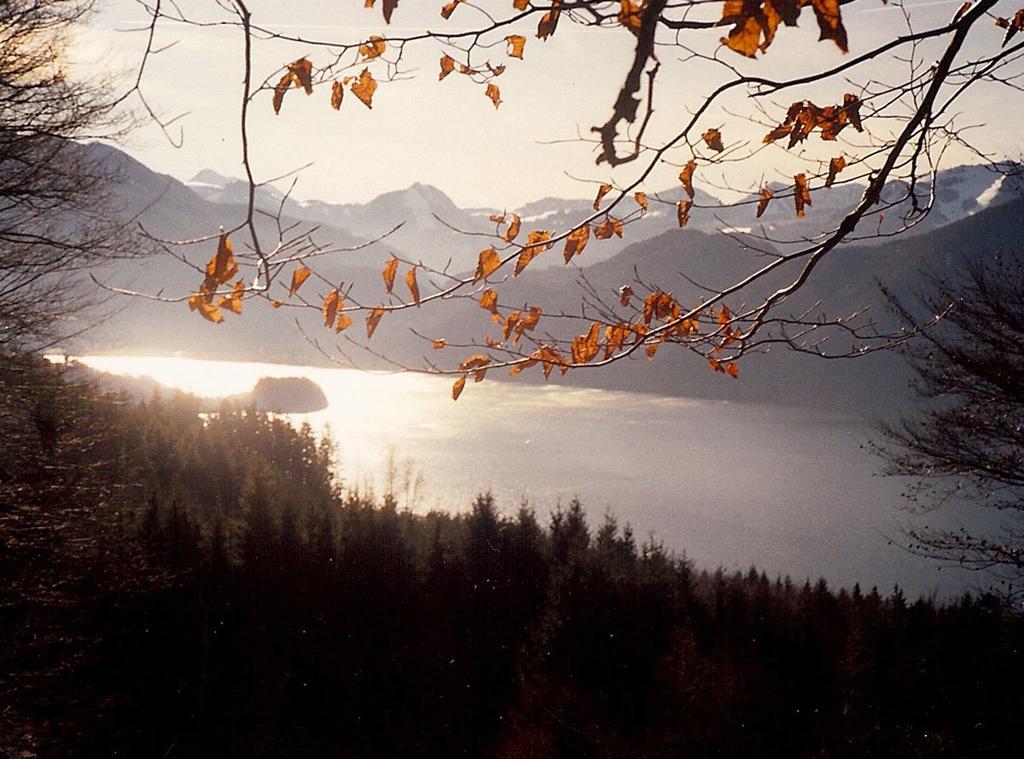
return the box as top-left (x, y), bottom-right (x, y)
top-left (75, 1), bottom-right (1021, 208)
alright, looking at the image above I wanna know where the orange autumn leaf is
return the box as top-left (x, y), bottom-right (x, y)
top-left (433, 338), bottom-right (446, 349)
top-left (514, 248), bottom-right (539, 276)
top-left (709, 357), bottom-right (741, 378)
top-left (537, 6), bottom-right (561, 39)
top-left (204, 233), bottom-right (238, 291)
top-left (440, 0), bottom-right (460, 19)
top-left (676, 318), bottom-right (701, 337)
top-left (604, 322), bottom-right (630, 358)
top-left (826, 155), bottom-right (846, 188)
top-left (405, 266), bottom-right (421, 306)
top-left (479, 288), bottom-right (499, 315)
top-left (188, 288), bottom-right (209, 307)
top-left (719, 0), bottom-right (847, 56)
top-left (513, 0), bottom-right (529, 9)
top-left (843, 93), bottom-right (863, 131)
top-left (504, 213), bottom-right (522, 242)
top-left (502, 310), bottom-right (521, 341)
top-left (756, 187), bottom-right (774, 218)
top-left (514, 306), bottom-right (542, 342)
top-left (379, 0), bottom-right (399, 25)
top-left (360, 35), bottom-right (386, 60)
top-left (810, 0), bottom-right (848, 53)
top-left (995, 14), bottom-right (1023, 47)
top-left (571, 322), bottom-right (602, 364)
top-left (335, 313), bottom-right (353, 333)
top-left (189, 295), bottom-right (225, 324)
top-left (331, 80), bottom-right (344, 109)
top-left (679, 160), bottom-right (697, 199)
top-left (509, 358), bottom-right (536, 378)
top-left (618, 0), bottom-right (645, 35)
top-left (366, 306), bottom-right (385, 339)
top-left (515, 230), bottom-right (552, 276)
top-left (217, 281), bottom-right (245, 315)
top-left (532, 345), bottom-right (565, 378)
top-left (702, 128), bottom-right (724, 153)
top-left (645, 331), bottom-right (667, 360)
top-left (475, 248), bottom-right (502, 282)
top-left (764, 96), bottom-right (864, 147)
top-left (816, 106), bottom-right (846, 141)
top-left (383, 257), bottom-right (398, 294)
top-left (290, 266), bottom-right (312, 297)
top-left (187, 290), bottom-right (212, 312)
top-left (459, 354), bottom-right (491, 372)
top-left (322, 290), bottom-right (341, 327)
top-left (722, 0), bottom-right (779, 56)
top-left (721, 12), bottom-right (762, 57)
top-left (1008, 10), bottom-right (1024, 44)
top-left (642, 291), bottom-right (680, 325)
top-left (794, 173), bottom-right (812, 218)
top-left (506, 34), bottom-right (526, 58)
top-left (439, 54), bottom-right (456, 80)
top-left (485, 83), bottom-right (502, 109)
top-left (474, 368), bottom-right (488, 383)
top-left (290, 58), bottom-right (314, 94)
top-left (271, 300), bottom-right (285, 309)
top-left (527, 229), bottom-right (552, 248)
top-left (677, 199), bottom-right (691, 227)
top-left (634, 191), bottom-right (647, 211)
top-left (451, 375), bottom-right (466, 401)
top-left (764, 100), bottom-right (813, 146)
top-left (273, 73), bottom-right (292, 114)
top-left (489, 213), bottom-right (506, 224)
top-left (594, 216), bottom-right (624, 239)
top-left (763, 121), bottom-right (793, 145)
top-left (351, 68), bottom-right (377, 109)
top-left (619, 285), bottom-right (633, 307)
top-left (563, 225), bottom-right (590, 263)
top-left (272, 58), bottom-right (313, 113)
top-left (593, 182), bottom-right (613, 211)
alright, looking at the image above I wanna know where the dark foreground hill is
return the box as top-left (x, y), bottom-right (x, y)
top-left (2, 357), bottom-right (1022, 757)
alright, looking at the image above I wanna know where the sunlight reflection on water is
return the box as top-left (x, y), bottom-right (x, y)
top-left (69, 353), bottom-right (980, 599)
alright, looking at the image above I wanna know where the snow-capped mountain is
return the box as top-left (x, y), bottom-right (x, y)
top-left (179, 161), bottom-right (1022, 276)
top-left (72, 143), bottom-right (1024, 409)
top-left (186, 169), bottom-right (299, 216)
top-left (295, 182), bottom-right (492, 271)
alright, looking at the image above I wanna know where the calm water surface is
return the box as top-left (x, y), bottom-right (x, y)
top-left (75, 354), bottom-right (984, 598)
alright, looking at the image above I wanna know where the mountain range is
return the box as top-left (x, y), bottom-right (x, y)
top-left (183, 158), bottom-right (1023, 271)
top-left (79, 142), bottom-right (1024, 413)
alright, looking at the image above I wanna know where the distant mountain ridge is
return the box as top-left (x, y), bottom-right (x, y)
top-left (75, 142), bottom-right (1024, 412)
top-left (186, 158), bottom-right (1024, 270)
top-left (183, 160), bottom-right (1024, 272)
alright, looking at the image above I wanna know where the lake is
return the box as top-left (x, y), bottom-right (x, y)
top-left (72, 353), bottom-right (986, 599)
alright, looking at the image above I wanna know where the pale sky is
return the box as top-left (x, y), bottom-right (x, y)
top-left (74, 1), bottom-right (1023, 208)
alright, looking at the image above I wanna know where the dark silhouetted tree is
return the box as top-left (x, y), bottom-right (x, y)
top-left (878, 253), bottom-right (1024, 597)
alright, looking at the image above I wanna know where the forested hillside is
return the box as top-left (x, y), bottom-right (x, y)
top-left (2, 358), bottom-right (1021, 757)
